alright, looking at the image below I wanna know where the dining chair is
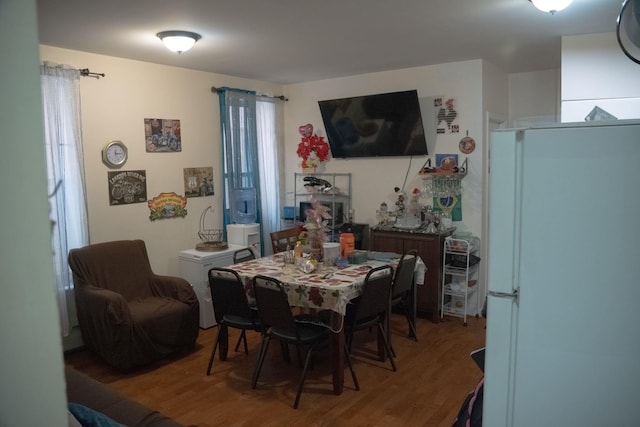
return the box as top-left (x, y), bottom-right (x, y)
top-left (389, 249), bottom-right (419, 350)
top-left (269, 226), bottom-right (300, 253)
top-left (345, 264), bottom-right (397, 372)
top-left (206, 267), bottom-right (261, 376)
top-left (251, 275), bottom-right (359, 409)
top-left (233, 247), bottom-right (256, 263)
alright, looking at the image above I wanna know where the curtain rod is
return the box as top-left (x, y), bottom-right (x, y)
top-left (79, 68), bottom-right (105, 79)
top-left (210, 86), bottom-right (288, 101)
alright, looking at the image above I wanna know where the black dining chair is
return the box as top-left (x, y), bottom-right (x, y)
top-left (389, 249), bottom-right (419, 350)
top-left (233, 247), bottom-right (256, 263)
top-left (251, 274), bottom-right (359, 409)
top-left (206, 267), bottom-right (261, 376)
top-left (345, 264), bottom-right (397, 372)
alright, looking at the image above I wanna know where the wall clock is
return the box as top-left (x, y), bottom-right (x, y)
top-left (102, 140), bottom-right (128, 168)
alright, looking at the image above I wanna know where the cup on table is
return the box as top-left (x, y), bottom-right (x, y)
top-left (323, 242), bottom-right (340, 266)
top-left (282, 249), bottom-right (293, 266)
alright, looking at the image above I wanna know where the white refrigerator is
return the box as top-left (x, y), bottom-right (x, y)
top-left (484, 121), bottom-right (640, 426)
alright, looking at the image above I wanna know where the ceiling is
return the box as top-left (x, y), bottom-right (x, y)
top-left (37, 0), bottom-right (624, 85)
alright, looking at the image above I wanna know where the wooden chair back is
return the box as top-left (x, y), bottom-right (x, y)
top-left (270, 227), bottom-right (300, 253)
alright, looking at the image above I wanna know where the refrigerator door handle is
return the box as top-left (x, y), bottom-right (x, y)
top-left (488, 287), bottom-right (519, 305)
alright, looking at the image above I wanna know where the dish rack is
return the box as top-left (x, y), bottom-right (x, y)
top-left (440, 236), bottom-right (481, 325)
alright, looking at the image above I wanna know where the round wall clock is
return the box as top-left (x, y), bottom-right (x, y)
top-left (102, 140), bottom-right (128, 168)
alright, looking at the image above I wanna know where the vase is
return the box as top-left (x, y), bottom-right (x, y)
top-left (307, 229), bottom-right (324, 261)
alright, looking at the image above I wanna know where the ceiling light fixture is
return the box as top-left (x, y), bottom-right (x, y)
top-left (157, 30), bottom-right (201, 54)
top-left (529, 0), bottom-right (573, 14)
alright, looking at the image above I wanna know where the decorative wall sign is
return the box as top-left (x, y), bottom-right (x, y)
top-left (435, 97), bottom-right (459, 134)
top-left (108, 170), bottom-right (147, 205)
top-left (459, 132), bottom-right (476, 154)
top-left (183, 167), bottom-right (214, 198)
top-left (148, 192), bottom-right (188, 221)
top-left (144, 118), bottom-right (182, 152)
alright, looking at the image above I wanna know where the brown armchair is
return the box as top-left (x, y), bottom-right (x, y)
top-left (68, 240), bottom-right (199, 371)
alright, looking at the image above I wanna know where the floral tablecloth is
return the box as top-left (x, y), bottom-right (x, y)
top-left (227, 253), bottom-right (392, 316)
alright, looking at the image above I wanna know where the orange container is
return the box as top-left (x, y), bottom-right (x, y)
top-left (340, 233), bottom-right (355, 258)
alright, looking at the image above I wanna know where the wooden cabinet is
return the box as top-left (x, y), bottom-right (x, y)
top-left (370, 228), bottom-right (452, 322)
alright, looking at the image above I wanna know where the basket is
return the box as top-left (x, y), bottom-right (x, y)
top-left (198, 228), bottom-right (224, 243)
top-left (446, 253), bottom-right (481, 268)
top-left (196, 206), bottom-right (228, 251)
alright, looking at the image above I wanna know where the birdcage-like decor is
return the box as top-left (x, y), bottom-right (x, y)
top-left (195, 206), bottom-right (228, 251)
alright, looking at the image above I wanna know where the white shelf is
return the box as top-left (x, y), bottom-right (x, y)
top-left (440, 236), bottom-right (481, 325)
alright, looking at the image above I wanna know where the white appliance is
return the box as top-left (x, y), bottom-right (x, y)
top-left (484, 121), bottom-right (640, 426)
top-left (178, 244), bottom-right (246, 328)
top-left (226, 223), bottom-right (261, 257)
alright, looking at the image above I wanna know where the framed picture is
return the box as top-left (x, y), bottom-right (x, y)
top-left (144, 118), bottom-right (181, 152)
top-left (435, 153), bottom-right (458, 172)
top-left (183, 167), bottom-right (214, 197)
top-left (108, 170), bottom-right (147, 205)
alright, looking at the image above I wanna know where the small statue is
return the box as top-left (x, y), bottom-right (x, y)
top-left (395, 193), bottom-right (405, 215)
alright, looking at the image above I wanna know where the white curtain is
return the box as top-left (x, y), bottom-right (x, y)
top-left (40, 62), bottom-right (89, 336)
top-left (256, 97), bottom-right (284, 255)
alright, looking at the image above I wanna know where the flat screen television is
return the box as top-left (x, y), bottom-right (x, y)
top-left (299, 201), bottom-right (345, 227)
top-left (318, 90), bottom-right (428, 158)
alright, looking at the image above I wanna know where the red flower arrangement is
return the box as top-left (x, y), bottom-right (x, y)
top-left (296, 123), bottom-right (330, 169)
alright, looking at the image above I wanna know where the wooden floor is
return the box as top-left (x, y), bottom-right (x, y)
top-left (65, 314), bottom-right (486, 427)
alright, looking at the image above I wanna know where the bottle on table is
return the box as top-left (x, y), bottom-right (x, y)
top-left (293, 240), bottom-right (303, 264)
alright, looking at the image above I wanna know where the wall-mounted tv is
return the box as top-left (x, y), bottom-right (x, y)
top-left (318, 90), bottom-right (428, 159)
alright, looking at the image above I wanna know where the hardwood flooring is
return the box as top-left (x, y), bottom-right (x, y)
top-left (64, 314), bottom-right (486, 427)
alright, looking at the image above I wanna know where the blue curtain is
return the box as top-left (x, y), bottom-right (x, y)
top-left (217, 87), bottom-right (263, 238)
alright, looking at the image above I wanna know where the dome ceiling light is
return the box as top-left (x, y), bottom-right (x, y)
top-left (157, 30), bottom-right (202, 54)
top-left (529, 0), bottom-right (573, 14)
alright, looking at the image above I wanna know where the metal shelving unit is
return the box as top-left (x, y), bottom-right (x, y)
top-left (293, 173), bottom-right (351, 242)
top-left (440, 236), bottom-right (481, 325)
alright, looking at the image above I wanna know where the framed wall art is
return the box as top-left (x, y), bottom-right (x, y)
top-left (184, 167), bottom-right (214, 197)
top-left (144, 118), bottom-right (181, 152)
top-left (108, 170), bottom-right (147, 205)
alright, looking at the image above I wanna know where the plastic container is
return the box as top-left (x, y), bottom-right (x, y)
top-left (230, 188), bottom-right (256, 224)
top-left (340, 233), bottom-right (355, 258)
top-left (323, 242), bottom-right (340, 266)
top-left (348, 251), bottom-right (368, 264)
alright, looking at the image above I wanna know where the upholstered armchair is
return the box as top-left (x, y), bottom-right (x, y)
top-left (68, 240), bottom-right (199, 371)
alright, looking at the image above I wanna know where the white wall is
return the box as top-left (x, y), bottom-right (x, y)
top-left (283, 60), bottom-right (486, 238)
top-left (37, 47), bottom-right (555, 278)
top-left (1, 1), bottom-right (68, 426)
top-left (561, 32), bottom-right (640, 121)
top-left (39, 46), bottom-right (283, 276)
top-left (510, 69), bottom-right (560, 126)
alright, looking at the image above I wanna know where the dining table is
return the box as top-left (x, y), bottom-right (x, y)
top-left (219, 251), bottom-right (425, 395)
